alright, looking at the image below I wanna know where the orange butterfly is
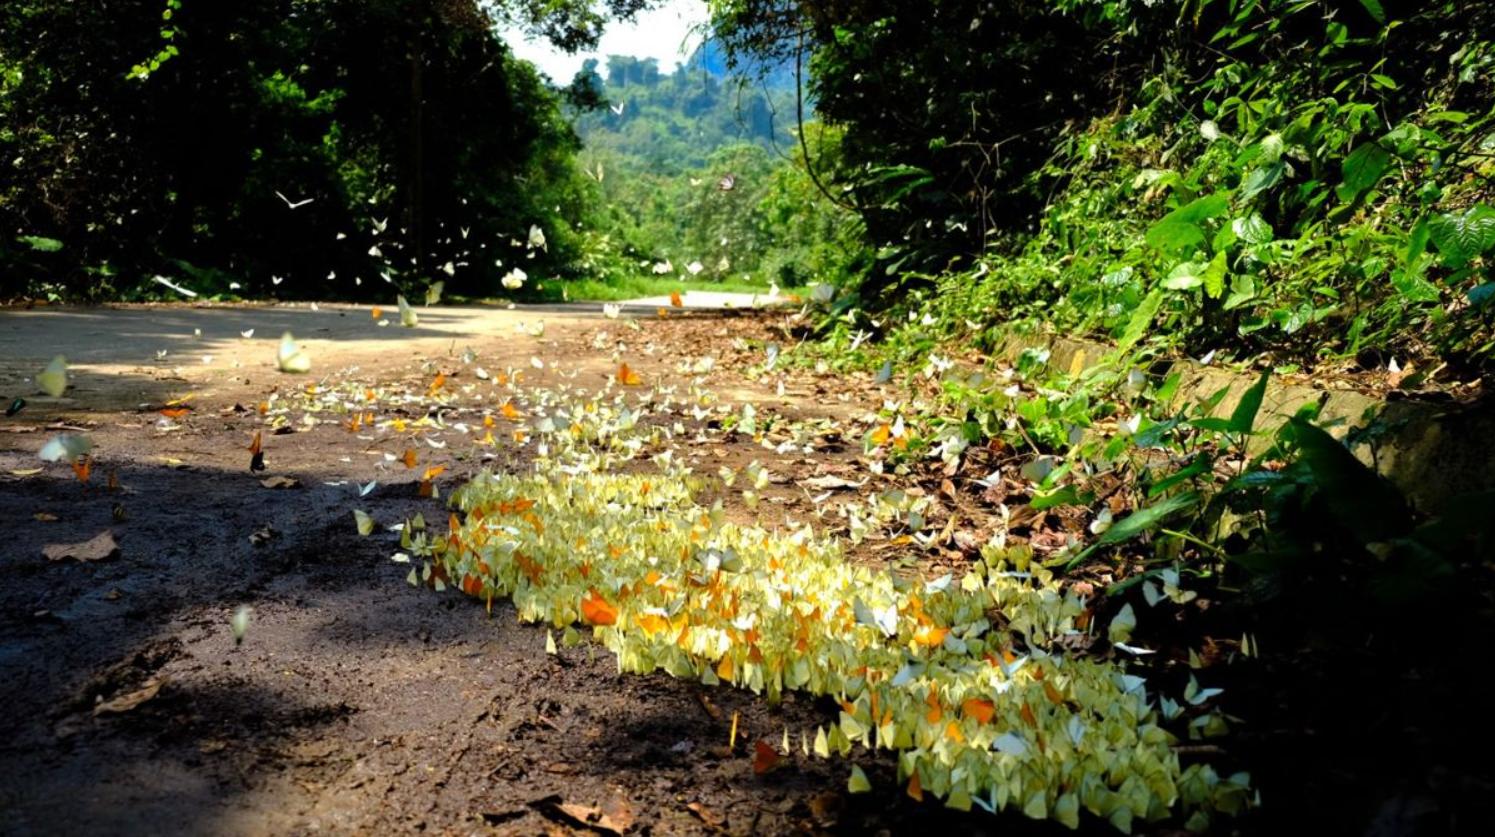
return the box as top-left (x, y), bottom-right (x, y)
top-left (370, 306), bottom-right (383, 319)
top-left (669, 290), bottom-right (684, 307)
top-left (401, 448), bottom-right (418, 468)
top-left (752, 739), bottom-right (781, 775)
top-left (72, 456), bottom-right (92, 485)
top-left (617, 363), bottom-right (642, 386)
top-left (580, 589), bottom-right (618, 625)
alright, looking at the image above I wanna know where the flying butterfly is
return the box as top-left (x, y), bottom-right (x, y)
top-left (37, 355), bottom-right (67, 397)
top-left (397, 294), bottom-right (419, 327)
top-left (276, 332), bottom-right (311, 373)
top-left (717, 173), bottom-right (736, 191)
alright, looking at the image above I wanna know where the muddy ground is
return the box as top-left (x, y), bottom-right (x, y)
top-left (0, 303), bottom-right (1027, 837)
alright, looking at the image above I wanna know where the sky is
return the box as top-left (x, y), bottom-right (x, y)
top-left (502, 0), bottom-right (711, 83)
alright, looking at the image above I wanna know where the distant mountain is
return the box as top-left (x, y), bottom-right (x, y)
top-left (569, 45), bottom-right (803, 174)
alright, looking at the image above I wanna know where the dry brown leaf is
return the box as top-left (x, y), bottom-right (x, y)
top-left (259, 475), bottom-right (300, 489)
top-left (684, 802), bottom-right (723, 829)
top-left (42, 530), bottom-right (119, 562)
top-left (93, 678), bottom-right (164, 716)
top-left (544, 800), bottom-right (631, 835)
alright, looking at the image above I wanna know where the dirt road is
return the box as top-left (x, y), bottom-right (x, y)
top-left (0, 303), bottom-right (987, 836)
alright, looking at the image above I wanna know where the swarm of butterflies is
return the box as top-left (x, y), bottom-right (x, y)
top-left (384, 364), bottom-right (1251, 832)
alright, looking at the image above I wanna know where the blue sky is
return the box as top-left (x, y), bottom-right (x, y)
top-left (502, 0), bottom-right (710, 82)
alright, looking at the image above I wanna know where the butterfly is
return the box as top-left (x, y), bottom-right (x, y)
top-left (397, 294), bottom-right (419, 327)
top-left (248, 430), bottom-right (265, 472)
top-left (240, 329), bottom-right (254, 339)
top-left (276, 332), bottom-right (311, 373)
top-left (275, 190), bottom-right (314, 209)
top-left (717, 174), bottom-right (736, 191)
top-left (610, 101), bottom-right (625, 116)
top-left (618, 363), bottom-right (642, 386)
top-left (271, 275), bottom-right (285, 286)
top-left (426, 280), bottom-right (445, 305)
top-left (151, 275), bottom-right (198, 298)
top-left (37, 355), bottom-right (67, 397)
top-left (39, 432), bottom-right (91, 463)
top-left (527, 224), bottom-right (546, 251)
top-left (372, 217), bottom-right (388, 235)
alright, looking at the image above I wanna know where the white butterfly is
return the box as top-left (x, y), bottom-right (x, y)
top-left (275, 190), bottom-right (314, 209)
top-left (460, 226), bottom-right (470, 239)
top-left (610, 101), bottom-right (625, 116)
top-left (501, 268), bottom-right (527, 290)
top-left (527, 224), bottom-right (547, 251)
top-left (151, 275), bottom-right (197, 298)
top-left (240, 329), bottom-right (255, 339)
top-left (686, 260), bottom-right (704, 275)
top-left (689, 177), bottom-right (703, 187)
top-left (271, 275), bottom-right (284, 285)
top-left (602, 303), bottom-right (621, 320)
top-left (276, 332), bottom-right (310, 373)
top-left (368, 245), bottom-right (382, 258)
top-left (372, 217), bottom-right (388, 234)
top-left (717, 173), bottom-right (736, 191)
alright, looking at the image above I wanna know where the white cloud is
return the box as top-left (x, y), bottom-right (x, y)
top-left (503, 0), bottom-right (710, 82)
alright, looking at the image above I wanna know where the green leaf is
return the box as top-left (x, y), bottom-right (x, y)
top-left (1097, 492), bottom-right (1200, 546)
top-left (1231, 214), bottom-right (1273, 244)
top-left (1163, 262), bottom-right (1206, 291)
top-left (1337, 143), bottom-right (1390, 202)
top-left (1428, 205), bottom-right (1495, 268)
top-left (1117, 289), bottom-right (1165, 351)
top-left (1146, 193), bottom-right (1230, 254)
top-left (18, 235), bottom-right (63, 252)
top-left (1287, 417), bottom-right (1410, 544)
top-left (1357, 0), bottom-right (1386, 24)
top-left (1202, 250), bottom-right (1228, 298)
top-left (1228, 370), bottom-right (1270, 435)
top-left (1240, 161), bottom-right (1285, 200)
top-left (1067, 492), bottom-right (1201, 568)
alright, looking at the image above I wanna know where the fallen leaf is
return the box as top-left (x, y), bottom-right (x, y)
top-left (535, 797), bottom-right (632, 836)
top-left (93, 678), bottom-right (164, 716)
top-left (260, 476), bottom-right (300, 489)
top-left (43, 530), bottom-right (119, 562)
top-left (33, 511), bottom-right (59, 522)
top-left (685, 802), bottom-right (722, 829)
